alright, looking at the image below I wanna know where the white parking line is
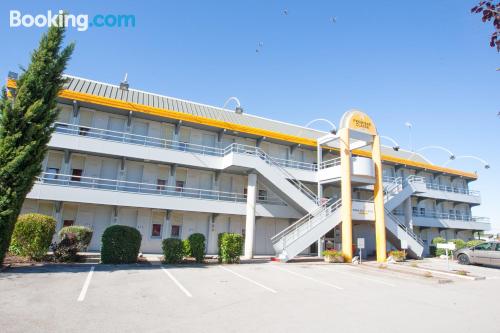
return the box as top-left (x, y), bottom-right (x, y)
top-left (317, 266), bottom-right (397, 287)
top-left (220, 265), bottom-right (277, 293)
top-left (161, 267), bottom-right (193, 298)
top-left (77, 266), bottom-right (95, 302)
top-left (272, 265), bottom-right (343, 290)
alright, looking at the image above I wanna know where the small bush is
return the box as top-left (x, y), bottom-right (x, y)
top-left (51, 234), bottom-right (79, 262)
top-left (188, 233), bottom-right (206, 263)
top-left (466, 240), bottom-right (484, 248)
top-left (388, 250), bottom-right (406, 261)
top-left (449, 239), bottom-right (466, 251)
top-left (9, 214), bottom-right (56, 261)
top-left (182, 239), bottom-right (191, 257)
top-left (162, 238), bottom-right (184, 264)
top-left (432, 237), bottom-right (447, 257)
top-left (101, 225), bottom-right (141, 264)
top-left (59, 226), bottom-right (93, 251)
top-left (218, 233), bottom-right (243, 264)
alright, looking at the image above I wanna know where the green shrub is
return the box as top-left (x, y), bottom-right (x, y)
top-left (388, 250), bottom-right (406, 261)
top-left (466, 240), bottom-right (484, 248)
top-left (101, 225), bottom-right (141, 264)
top-left (59, 226), bottom-right (93, 251)
top-left (162, 238), bottom-right (184, 264)
top-left (449, 239), bottom-right (466, 251)
top-left (9, 214), bottom-right (56, 261)
top-left (182, 239), bottom-right (191, 257)
top-left (218, 233), bottom-right (243, 264)
top-left (51, 234), bottom-right (79, 262)
top-left (432, 237), bottom-right (447, 256)
top-left (187, 233), bottom-right (206, 263)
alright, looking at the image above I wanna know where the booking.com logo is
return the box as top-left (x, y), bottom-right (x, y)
top-left (9, 10), bottom-right (135, 32)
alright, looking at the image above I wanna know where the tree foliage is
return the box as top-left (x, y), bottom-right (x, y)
top-left (0, 23), bottom-right (74, 263)
top-left (471, 1), bottom-right (500, 51)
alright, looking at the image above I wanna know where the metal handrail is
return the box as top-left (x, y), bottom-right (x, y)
top-left (319, 157), bottom-right (341, 169)
top-left (36, 172), bottom-right (286, 205)
top-left (385, 208), bottom-right (424, 245)
top-left (405, 175), bottom-right (480, 196)
top-left (395, 209), bottom-right (490, 223)
top-left (54, 122), bottom-right (317, 171)
top-left (271, 199), bottom-right (342, 248)
top-left (223, 143), bottom-right (319, 204)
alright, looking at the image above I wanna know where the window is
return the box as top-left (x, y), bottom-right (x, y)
top-left (496, 243), bottom-right (500, 251)
top-left (175, 181), bottom-right (184, 192)
top-left (46, 168), bottom-right (59, 179)
top-left (258, 189), bottom-right (267, 201)
top-left (412, 207), bottom-right (418, 214)
top-left (71, 169), bottom-right (83, 182)
top-left (63, 220), bottom-right (74, 227)
top-left (151, 223), bottom-right (162, 238)
top-left (243, 188), bottom-right (247, 199)
top-left (474, 243), bottom-right (493, 251)
top-left (419, 207), bottom-right (426, 216)
top-left (156, 179), bottom-right (166, 191)
top-left (171, 225), bottom-right (181, 238)
top-left (79, 126), bottom-right (90, 136)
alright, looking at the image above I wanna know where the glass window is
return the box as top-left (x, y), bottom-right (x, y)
top-left (46, 168), bottom-right (60, 179)
top-left (79, 127), bottom-right (90, 136)
top-left (63, 220), bottom-right (74, 227)
top-left (175, 181), bottom-right (184, 192)
top-left (171, 225), bottom-right (181, 238)
top-left (419, 207), bottom-right (426, 216)
top-left (151, 223), bottom-right (162, 238)
top-left (71, 169), bottom-right (83, 181)
top-left (156, 179), bottom-right (166, 190)
top-left (474, 243), bottom-right (493, 251)
top-left (495, 243), bottom-right (500, 251)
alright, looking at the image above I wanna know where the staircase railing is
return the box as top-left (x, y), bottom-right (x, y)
top-left (385, 208), bottom-right (424, 246)
top-left (271, 199), bottom-right (341, 249)
top-left (224, 143), bottom-right (319, 205)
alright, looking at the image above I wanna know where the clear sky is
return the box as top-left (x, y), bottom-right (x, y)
top-left (1, 1), bottom-right (499, 231)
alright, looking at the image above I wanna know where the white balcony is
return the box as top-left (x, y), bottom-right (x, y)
top-left (50, 123), bottom-right (317, 182)
top-left (27, 173), bottom-right (301, 219)
top-left (394, 210), bottom-right (490, 231)
top-left (317, 156), bottom-right (375, 185)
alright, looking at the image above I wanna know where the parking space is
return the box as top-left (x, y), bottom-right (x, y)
top-left (1, 261), bottom-right (500, 332)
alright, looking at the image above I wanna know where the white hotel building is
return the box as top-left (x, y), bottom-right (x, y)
top-left (9, 74), bottom-right (490, 259)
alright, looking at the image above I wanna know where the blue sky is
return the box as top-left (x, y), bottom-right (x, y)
top-left (1, 1), bottom-right (499, 231)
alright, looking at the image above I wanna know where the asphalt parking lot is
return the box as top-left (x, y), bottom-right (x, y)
top-left (1, 260), bottom-right (499, 333)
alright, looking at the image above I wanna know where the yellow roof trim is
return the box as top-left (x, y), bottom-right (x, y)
top-left (5, 77), bottom-right (477, 179)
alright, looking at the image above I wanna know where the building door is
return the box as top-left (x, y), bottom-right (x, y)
top-left (125, 162), bottom-right (144, 191)
top-left (107, 117), bottom-right (125, 141)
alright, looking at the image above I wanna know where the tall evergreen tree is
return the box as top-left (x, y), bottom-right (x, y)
top-left (0, 24), bottom-right (74, 263)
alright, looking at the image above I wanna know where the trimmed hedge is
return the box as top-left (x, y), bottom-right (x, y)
top-left (218, 233), bottom-right (243, 264)
top-left (9, 214), bottom-right (56, 261)
top-left (162, 238), bottom-right (184, 264)
top-left (449, 239), bottom-right (466, 251)
top-left (59, 226), bottom-right (93, 251)
top-left (187, 233), bottom-right (206, 263)
top-left (51, 234), bottom-right (79, 262)
top-left (101, 225), bottom-right (142, 264)
top-left (466, 240), bottom-right (484, 248)
top-left (432, 237), bottom-right (447, 256)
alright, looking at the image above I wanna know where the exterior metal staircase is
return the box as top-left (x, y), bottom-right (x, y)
top-left (271, 199), bottom-right (342, 262)
top-left (384, 176), bottom-right (425, 211)
top-left (384, 209), bottom-right (424, 259)
top-left (223, 144), bottom-right (319, 212)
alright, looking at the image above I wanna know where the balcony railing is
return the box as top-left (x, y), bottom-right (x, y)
top-left (36, 172), bottom-right (286, 206)
top-left (393, 209), bottom-right (489, 223)
top-left (53, 123), bottom-right (317, 171)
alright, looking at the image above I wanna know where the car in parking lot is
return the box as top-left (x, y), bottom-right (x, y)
top-left (456, 241), bottom-right (500, 267)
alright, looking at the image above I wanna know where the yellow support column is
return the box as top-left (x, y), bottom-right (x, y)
top-left (372, 135), bottom-right (387, 262)
top-left (339, 128), bottom-right (353, 261)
